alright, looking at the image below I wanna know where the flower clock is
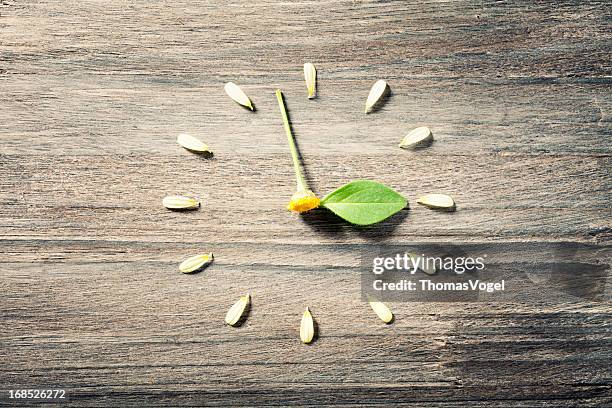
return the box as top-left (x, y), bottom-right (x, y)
top-left (165, 64), bottom-right (456, 344)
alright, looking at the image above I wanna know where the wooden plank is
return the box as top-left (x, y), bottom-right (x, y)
top-left (0, 77), bottom-right (610, 156)
top-left (0, 153), bottom-right (609, 242)
top-left (1, 1), bottom-right (610, 79)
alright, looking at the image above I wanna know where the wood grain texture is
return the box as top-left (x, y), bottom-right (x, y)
top-left (0, 0), bottom-right (610, 406)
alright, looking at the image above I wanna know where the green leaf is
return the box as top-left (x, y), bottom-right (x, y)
top-left (320, 180), bottom-right (407, 225)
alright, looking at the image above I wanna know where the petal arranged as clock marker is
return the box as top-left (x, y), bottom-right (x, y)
top-left (399, 126), bottom-right (433, 149)
top-left (300, 307), bottom-right (315, 344)
top-left (177, 134), bottom-right (212, 154)
top-left (408, 252), bottom-right (437, 275)
top-left (178, 253), bottom-right (213, 274)
top-left (162, 195), bottom-right (200, 210)
top-left (368, 296), bottom-right (394, 323)
top-left (416, 194), bottom-right (456, 211)
top-left (304, 63), bottom-right (317, 99)
top-left (224, 82), bottom-right (254, 110)
top-left (225, 294), bottom-right (250, 326)
top-left (365, 79), bottom-right (388, 113)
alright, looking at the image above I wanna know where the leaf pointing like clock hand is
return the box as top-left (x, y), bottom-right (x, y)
top-left (320, 180), bottom-right (407, 225)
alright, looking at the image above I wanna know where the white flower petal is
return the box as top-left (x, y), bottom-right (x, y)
top-left (162, 195), bottom-right (200, 210)
top-left (304, 63), bottom-right (317, 99)
top-left (399, 126), bottom-right (433, 149)
top-left (408, 252), bottom-right (437, 275)
top-left (416, 194), bottom-right (456, 210)
top-left (225, 294), bottom-right (250, 326)
top-left (177, 134), bottom-right (212, 154)
top-left (224, 82), bottom-right (253, 110)
top-left (365, 79), bottom-right (388, 113)
top-left (368, 296), bottom-right (393, 323)
top-left (178, 253), bottom-right (213, 273)
top-left (300, 307), bottom-right (315, 344)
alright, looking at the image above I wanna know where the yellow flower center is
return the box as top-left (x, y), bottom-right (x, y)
top-left (287, 190), bottom-right (320, 213)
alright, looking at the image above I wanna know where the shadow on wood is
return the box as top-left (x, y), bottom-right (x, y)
top-left (300, 207), bottom-right (410, 242)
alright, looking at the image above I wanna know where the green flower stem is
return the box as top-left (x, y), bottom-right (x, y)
top-left (276, 89), bottom-right (307, 192)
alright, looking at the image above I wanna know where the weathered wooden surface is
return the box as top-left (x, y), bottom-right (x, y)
top-left (1, 0), bottom-right (610, 406)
